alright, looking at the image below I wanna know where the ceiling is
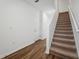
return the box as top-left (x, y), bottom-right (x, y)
top-left (25, 0), bottom-right (55, 11)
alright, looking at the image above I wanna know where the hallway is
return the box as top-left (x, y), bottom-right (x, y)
top-left (2, 12), bottom-right (78, 59)
top-left (0, 0), bottom-right (79, 59)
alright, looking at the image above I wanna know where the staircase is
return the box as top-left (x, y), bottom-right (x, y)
top-left (50, 12), bottom-right (78, 59)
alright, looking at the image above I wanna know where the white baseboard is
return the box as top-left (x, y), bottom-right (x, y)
top-left (68, 7), bottom-right (79, 58)
top-left (0, 40), bottom-right (36, 59)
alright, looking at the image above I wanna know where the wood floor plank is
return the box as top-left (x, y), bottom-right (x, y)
top-left (2, 39), bottom-right (46, 59)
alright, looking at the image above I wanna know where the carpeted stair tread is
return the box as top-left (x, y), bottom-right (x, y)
top-left (50, 47), bottom-right (78, 59)
top-left (54, 33), bottom-right (74, 38)
top-left (53, 37), bottom-right (75, 45)
top-left (56, 27), bottom-right (72, 30)
top-left (50, 12), bottom-right (78, 59)
top-left (51, 42), bottom-right (76, 51)
top-left (55, 30), bottom-right (73, 34)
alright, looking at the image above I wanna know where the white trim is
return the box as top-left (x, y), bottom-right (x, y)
top-left (0, 40), bottom-right (36, 59)
top-left (68, 7), bottom-right (79, 32)
top-left (45, 10), bottom-right (58, 54)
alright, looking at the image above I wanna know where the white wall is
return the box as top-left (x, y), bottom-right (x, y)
top-left (0, 0), bottom-right (57, 58)
top-left (44, 10), bottom-right (58, 53)
top-left (58, 0), bottom-right (69, 12)
top-left (0, 0), bottom-right (41, 58)
top-left (68, 0), bottom-right (79, 57)
top-left (41, 1), bottom-right (58, 53)
top-left (69, 0), bottom-right (79, 29)
top-left (25, 0), bottom-right (58, 54)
